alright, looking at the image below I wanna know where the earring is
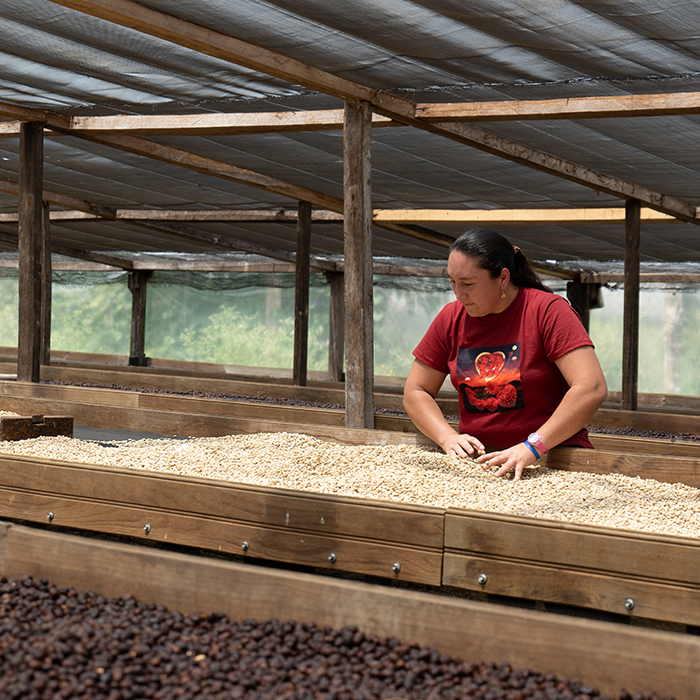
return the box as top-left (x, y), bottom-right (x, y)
top-left (501, 291), bottom-right (506, 300)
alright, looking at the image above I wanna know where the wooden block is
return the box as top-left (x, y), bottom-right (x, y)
top-left (0, 415), bottom-right (73, 441)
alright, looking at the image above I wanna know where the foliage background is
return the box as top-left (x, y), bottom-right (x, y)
top-left (0, 271), bottom-right (696, 395)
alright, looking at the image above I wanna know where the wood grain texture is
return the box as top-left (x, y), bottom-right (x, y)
top-left (443, 552), bottom-right (700, 626)
top-left (2, 523), bottom-right (700, 700)
top-left (444, 509), bottom-right (700, 623)
top-left (0, 454), bottom-right (444, 584)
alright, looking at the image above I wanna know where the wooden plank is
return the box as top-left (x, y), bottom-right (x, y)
top-left (0, 454), bottom-right (443, 547)
top-left (0, 388), bottom-right (435, 444)
top-left (444, 509), bottom-right (700, 587)
top-left (589, 433), bottom-right (700, 457)
top-left (3, 524), bottom-right (700, 700)
top-left (69, 109), bottom-right (393, 134)
top-left (546, 446), bottom-right (700, 488)
top-left (0, 488), bottom-right (440, 584)
top-left (5, 381), bottom-right (140, 407)
top-left (136, 392), bottom-right (346, 425)
top-left (343, 100), bottom-right (374, 429)
top-left (443, 552), bottom-right (700, 626)
top-left (416, 91), bottom-right (700, 121)
top-left (373, 206), bottom-right (678, 224)
top-left (592, 405), bottom-right (700, 435)
top-left (0, 454), bottom-right (443, 584)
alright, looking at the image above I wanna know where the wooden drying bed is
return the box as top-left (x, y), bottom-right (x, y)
top-left (4, 522), bottom-right (700, 700)
top-left (0, 428), bottom-right (699, 630)
top-left (2, 378), bottom-right (700, 636)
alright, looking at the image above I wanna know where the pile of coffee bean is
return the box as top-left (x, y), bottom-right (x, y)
top-left (0, 576), bottom-right (672, 700)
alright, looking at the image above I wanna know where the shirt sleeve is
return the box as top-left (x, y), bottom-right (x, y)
top-left (539, 294), bottom-right (594, 363)
top-left (412, 303), bottom-right (454, 374)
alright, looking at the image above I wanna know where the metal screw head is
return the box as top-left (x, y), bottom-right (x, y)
top-left (241, 541), bottom-right (249, 552)
top-left (47, 511), bottom-right (54, 522)
top-left (327, 552), bottom-right (337, 563)
top-left (478, 573), bottom-right (488, 585)
top-left (143, 523), bottom-right (151, 534)
top-left (392, 562), bottom-right (401, 573)
top-left (625, 598), bottom-right (635, 611)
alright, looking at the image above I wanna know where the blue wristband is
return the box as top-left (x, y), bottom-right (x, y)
top-left (523, 440), bottom-right (540, 459)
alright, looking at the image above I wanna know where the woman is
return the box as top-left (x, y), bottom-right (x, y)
top-left (403, 227), bottom-right (607, 480)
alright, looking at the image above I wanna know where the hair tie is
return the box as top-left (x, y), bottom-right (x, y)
top-left (513, 245), bottom-right (521, 254)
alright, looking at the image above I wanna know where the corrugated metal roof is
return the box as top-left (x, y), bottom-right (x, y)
top-left (1, 0), bottom-right (700, 264)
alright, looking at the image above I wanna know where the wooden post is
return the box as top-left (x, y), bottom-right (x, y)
top-left (566, 278), bottom-right (601, 333)
top-left (326, 271), bottom-right (345, 383)
top-left (343, 100), bottom-right (374, 428)
top-left (293, 201), bottom-right (311, 386)
top-left (128, 270), bottom-right (150, 367)
top-left (622, 199), bottom-right (641, 411)
top-left (40, 202), bottom-right (52, 366)
top-left (664, 290), bottom-right (683, 395)
top-left (17, 122), bottom-right (43, 383)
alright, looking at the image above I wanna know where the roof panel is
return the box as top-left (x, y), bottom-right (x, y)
top-left (0, 0), bottom-right (699, 264)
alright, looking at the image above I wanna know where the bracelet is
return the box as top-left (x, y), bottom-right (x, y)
top-left (523, 440), bottom-right (540, 459)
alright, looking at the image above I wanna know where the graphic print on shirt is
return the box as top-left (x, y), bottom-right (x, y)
top-left (456, 343), bottom-right (523, 413)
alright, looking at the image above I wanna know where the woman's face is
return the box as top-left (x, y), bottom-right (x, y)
top-left (447, 250), bottom-right (507, 317)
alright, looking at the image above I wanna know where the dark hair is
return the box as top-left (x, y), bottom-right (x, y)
top-left (449, 227), bottom-right (550, 292)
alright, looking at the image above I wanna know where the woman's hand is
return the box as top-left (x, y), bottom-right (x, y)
top-left (475, 442), bottom-right (540, 481)
top-left (441, 432), bottom-right (485, 459)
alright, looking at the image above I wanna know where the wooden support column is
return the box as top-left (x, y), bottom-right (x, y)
top-left (293, 201), bottom-right (311, 386)
top-left (343, 100), bottom-right (374, 428)
top-left (326, 271), bottom-right (345, 383)
top-left (128, 270), bottom-right (150, 367)
top-left (566, 278), bottom-right (601, 333)
top-left (622, 199), bottom-right (641, 411)
top-left (40, 202), bottom-right (52, 366)
top-left (17, 122), bottom-right (43, 383)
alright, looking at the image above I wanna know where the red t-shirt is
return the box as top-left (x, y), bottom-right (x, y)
top-left (413, 287), bottom-right (595, 449)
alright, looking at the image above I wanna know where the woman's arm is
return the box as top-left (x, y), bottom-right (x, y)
top-left (403, 358), bottom-right (485, 458)
top-left (476, 345), bottom-right (607, 479)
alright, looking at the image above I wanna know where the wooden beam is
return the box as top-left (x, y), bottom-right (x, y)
top-left (622, 199), bottom-right (641, 412)
top-left (0, 206), bottom-right (687, 225)
top-left (343, 101), bottom-right (374, 429)
top-left (16, 123), bottom-right (44, 384)
top-left (2, 91), bottom-right (699, 141)
top-left (372, 207), bottom-right (683, 225)
top-left (293, 201), bottom-right (311, 387)
top-left (416, 91), bottom-right (700, 122)
top-left (69, 110), bottom-right (395, 135)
